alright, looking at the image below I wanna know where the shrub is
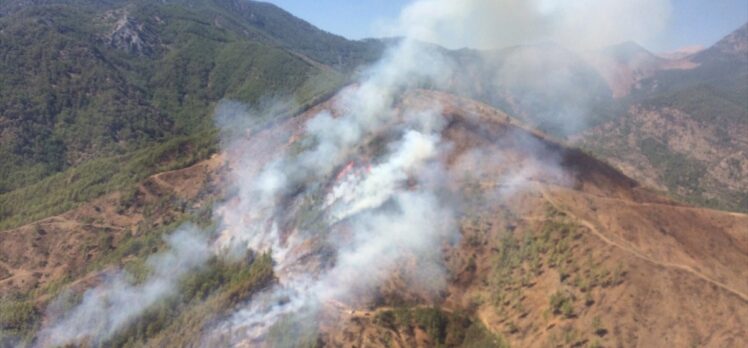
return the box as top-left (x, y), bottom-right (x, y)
top-left (549, 291), bottom-right (575, 318)
top-left (0, 300), bottom-right (37, 331)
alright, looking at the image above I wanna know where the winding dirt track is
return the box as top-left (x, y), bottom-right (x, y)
top-left (538, 186), bottom-right (748, 303)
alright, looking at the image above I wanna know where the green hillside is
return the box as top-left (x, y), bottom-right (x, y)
top-left (0, 0), bottom-right (382, 228)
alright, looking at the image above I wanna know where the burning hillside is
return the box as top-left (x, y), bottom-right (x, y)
top-left (23, 84), bottom-right (748, 347)
top-left (34, 48), bottom-right (748, 346)
top-left (186, 76), bottom-right (577, 345)
top-left (11, 1), bottom-right (747, 347)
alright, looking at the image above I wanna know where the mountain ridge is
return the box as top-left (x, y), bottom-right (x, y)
top-left (0, 2), bottom-right (746, 346)
top-left (5, 89), bottom-right (746, 347)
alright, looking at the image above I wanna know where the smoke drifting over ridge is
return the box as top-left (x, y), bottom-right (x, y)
top-left (385, 0), bottom-right (674, 137)
top-left (35, 0), bottom-right (674, 346)
top-left (385, 0), bottom-right (672, 50)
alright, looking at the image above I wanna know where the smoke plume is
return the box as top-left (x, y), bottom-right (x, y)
top-left (37, 226), bottom-right (210, 346)
top-left (385, 0), bottom-right (672, 50)
top-left (34, 0), bottom-right (676, 346)
top-left (207, 86), bottom-right (457, 344)
top-left (384, 0), bottom-right (673, 137)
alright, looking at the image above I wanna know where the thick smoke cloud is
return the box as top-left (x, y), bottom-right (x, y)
top-left (207, 89), bottom-right (458, 344)
top-left (488, 44), bottom-right (615, 135)
top-left (386, 0), bottom-right (674, 137)
top-left (325, 130), bottom-right (441, 222)
top-left (385, 0), bottom-right (672, 50)
top-left (392, 0), bottom-right (674, 137)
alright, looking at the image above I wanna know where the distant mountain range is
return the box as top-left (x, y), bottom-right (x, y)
top-left (576, 23), bottom-right (748, 211)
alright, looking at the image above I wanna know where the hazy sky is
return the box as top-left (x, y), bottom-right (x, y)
top-left (265, 0), bottom-right (748, 52)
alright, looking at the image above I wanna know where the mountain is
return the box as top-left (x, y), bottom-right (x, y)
top-left (0, 1), bottom-right (747, 347)
top-left (208, 0), bottom-right (385, 70)
top-left (0, 0), bottom-right (385, 229)
top-left (576, 23), bottom-right (748, 212)
top-left (584, 41), bottom-right (697, 98)
top-left (659, 45), bottom-right (704, 60)
top-left (3, 90), bottom-right (746, 347)
top-left (633, 22), bottom-right (748, 101)
top-left (694, 22), bottom-right (748, 63)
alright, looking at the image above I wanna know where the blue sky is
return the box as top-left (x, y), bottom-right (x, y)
top-left (265, 0), bottom-right (748, 52)
top-left (659, 0), bottom-right (748, 50)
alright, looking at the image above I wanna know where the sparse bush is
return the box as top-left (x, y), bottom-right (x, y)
top-left (561, 300), bottom-right (574, 318)
top-left (584, 291), bottom-right (595, 307)
top-left (562, 326), bottom-right (579, 345)
top-left (549, 291), bottom-right (575, 318)
top-left (506, 321), bottom-right (518, 334)
top-left (592, 316), bottom-right (607, 337)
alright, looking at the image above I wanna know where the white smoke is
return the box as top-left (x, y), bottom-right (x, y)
top-left (319, 190), bottom-right (456, 303)
top-left (203, 0), bottom-right (644, 344)
top-left (385, 0), bottom-right (672, 50)
top-left (451, 129), bottom-right (572, 201)
top-left (383, 0), bottom-right (674, 137)
top-left (325, 130), bottom-right (440, 222)
top-left (209, 187), bottom-right (456, 346)
top-left (37, 226), bottom-right (211, 346)
top-left (208, 105), bottom-right (456, 344)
